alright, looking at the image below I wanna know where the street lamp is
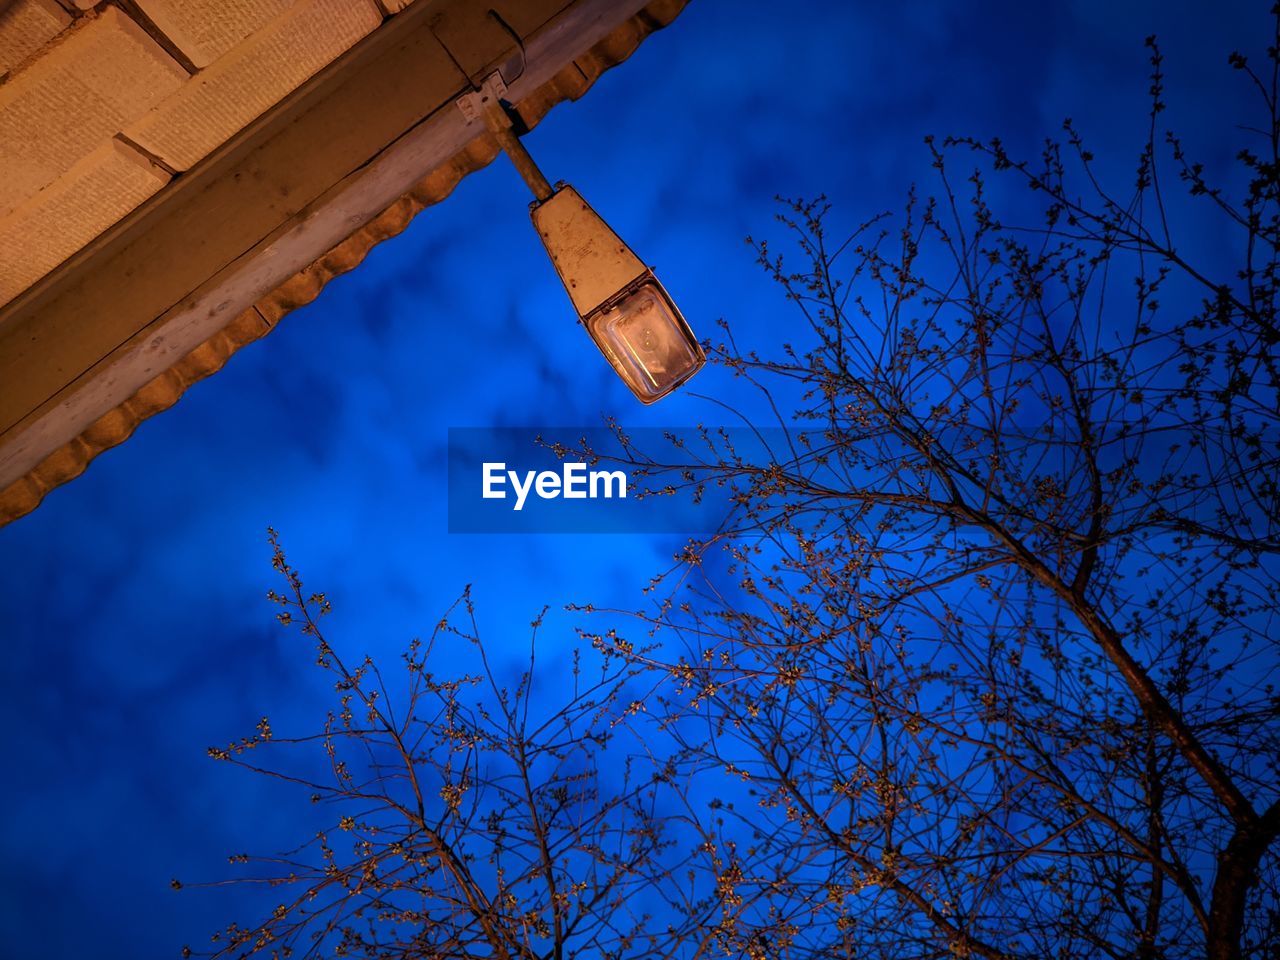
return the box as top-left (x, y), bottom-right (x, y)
top-left (458, 74), bottom-right (704, 404)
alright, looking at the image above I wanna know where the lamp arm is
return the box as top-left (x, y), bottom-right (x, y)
top-left (482, 100), bottom-right (555, 202)
top-left (456, 72), bottom-right (554, 202)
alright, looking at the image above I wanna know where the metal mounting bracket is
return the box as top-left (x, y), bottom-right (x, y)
top-left (455, 71), bottom-right (508, 124)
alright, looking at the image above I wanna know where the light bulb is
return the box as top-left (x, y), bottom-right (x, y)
top-left (585, 277), bottom-right (704, 403)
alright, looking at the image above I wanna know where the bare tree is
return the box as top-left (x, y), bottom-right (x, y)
top-left (192, 16), bottom-right (1279, 960)
top-left (578, 23), bottom-right (1279, 960)
top-left (182, 531), bottom-right (704, 960)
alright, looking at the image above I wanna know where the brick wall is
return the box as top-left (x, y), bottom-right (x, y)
top-left (0, 0), bottom-right (395, 307)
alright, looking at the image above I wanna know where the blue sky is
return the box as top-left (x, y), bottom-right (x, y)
top-left (0, 1), bottom-right (1267, 955)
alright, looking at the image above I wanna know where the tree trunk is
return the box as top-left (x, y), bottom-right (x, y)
top-left (1207, 802), bottom-right (1280, 960)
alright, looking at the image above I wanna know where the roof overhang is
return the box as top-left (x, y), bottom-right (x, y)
top-left (0, 0), bottom-right (688, 526)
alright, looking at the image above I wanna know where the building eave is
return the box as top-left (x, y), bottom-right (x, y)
top-left (0, 0), bottom-right (688, 527)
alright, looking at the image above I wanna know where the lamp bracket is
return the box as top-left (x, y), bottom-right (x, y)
top-left (455, 71), bottom-right (509, 124)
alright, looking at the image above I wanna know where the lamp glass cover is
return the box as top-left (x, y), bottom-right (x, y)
top-left (585, 281), bottom-right (704, 403)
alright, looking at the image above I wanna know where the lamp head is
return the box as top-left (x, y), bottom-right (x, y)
top-left (531, 185), bottom-right (704, 404)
